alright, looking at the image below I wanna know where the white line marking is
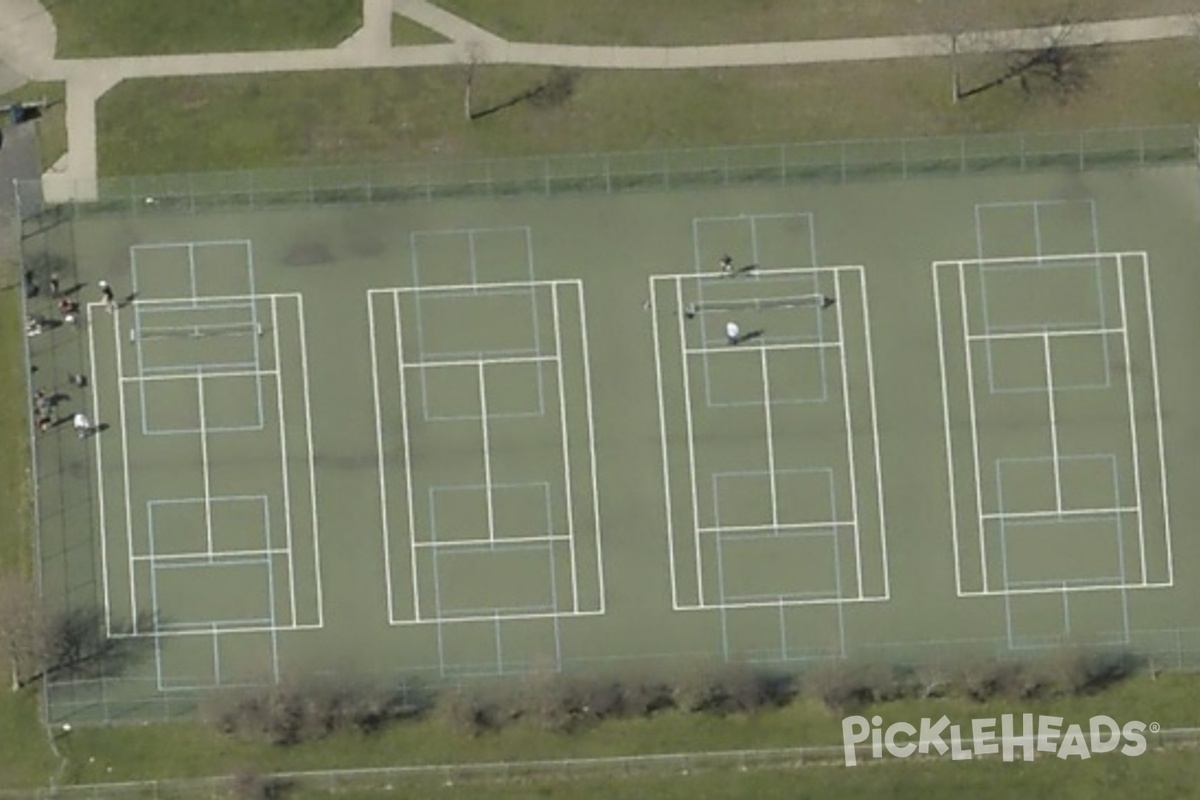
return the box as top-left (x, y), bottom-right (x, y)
top-left (675, 277), bottom-right (705, 604)
top-left (113, 301), bottom-right (138, 633)
top-left (1115, 261), bottom-right (1148, 584)
top-left (980, 506), bottom-right (1140, 521)
top-left (196, 375), bottom-right (214, 554)
top-left (1140, 254), bottom-right (1173, 584)
top-left (957, 262), bottom-right (989, 591)
top-left (650, 279), bottom-right (680, 608)
top-left (832, 271), bottom-right (863, 595)
top-left (478, 361), bottom-right (496, 543)
top-left (377, 278), bottom-right (581, 295)
top-left (411, 535), bottom-right (571, 549)
top-left (394, 293), bottom-right (422, 621)
top-left (269, 297), bottom-right (298, 626)
top-left (131, 548), bottom-right (292, 562)
top-left (404, 354), bottom-right (559, 369)
top-left (87, 303), bottom-right (112, 635)
top-left (296, 295), bottom-right (323, 627)
top-left (696, 521), bottom-right (854, 534)
top-left (760, 349), bottom-right (779, 530)
top-left (1043, 333), bottom-right (1063, 512)
top-left (684, 341), bottom-right (841, 355)
top-left (576, 282), bottom-right (606, 614)
top-left (549, 286), bottom-right (580, 611)
top-left (933, 251), bottom-right (1148, 268)
top-left (932, 264), bottom-right (965, 595)
top-left (965, 326), bottom-right (1126, 342)
top-left (857, 268), bottom-right (889, 600)
top-left (367, 293), bottom-right (395, 623)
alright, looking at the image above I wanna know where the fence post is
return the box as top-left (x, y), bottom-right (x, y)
top-left (1019, 133), bottom-right (1026, 171)
top-left (960, 136), bottom-right (967, 174)
top-left (604, 156), bottom-right (611, 194)
top-left (1078, 130), bottom-right (1085, 171)
top-left (544, 157), bottom-right (551, 196)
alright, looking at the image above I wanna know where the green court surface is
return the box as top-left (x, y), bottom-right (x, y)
top-left (19, 142), bottom-right (1200, 723)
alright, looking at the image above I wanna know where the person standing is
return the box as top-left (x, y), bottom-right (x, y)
top-left (98, 280), bottom-right (116, 313)
top-left (726, 321), bottom-right (741, 346)
top-left (73, 412), bottom-right (92, 439)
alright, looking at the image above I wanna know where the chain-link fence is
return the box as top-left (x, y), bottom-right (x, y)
top-left (24, 124), bottom-right (1200, 213)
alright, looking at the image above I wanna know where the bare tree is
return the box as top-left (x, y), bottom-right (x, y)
top-left (949, 2), bottom-right (1103, 104)
top-left (0, 574), bottom-right (45, 691)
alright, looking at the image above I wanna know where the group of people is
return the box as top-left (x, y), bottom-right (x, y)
top-left (26, 271), bottom-right (114, 439)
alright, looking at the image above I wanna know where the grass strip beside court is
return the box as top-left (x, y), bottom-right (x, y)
top-left (45, 0), bottom-right (362, 57)
top-left (430, 0), bottom-right (1199, 45)
top-left (96, 40), bottom-right (1199, 175)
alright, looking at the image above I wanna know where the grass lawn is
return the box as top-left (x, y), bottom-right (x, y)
top-left (96, 39), bottom-right (1198, 176)
top-left (45, 0), bottom-right (361, 58)
top-left (269, 750), bottom-right (1200, 799)
top-left (430, 0), bottom-right (1199, 45)
top-left (392, 14), bottom-right (450, 46)
top-left (0, 288), bottom-right (59, 789)
top-left (0, 82), bottom-right (67, 172)
top-left (54, 672), bottom-right (1200, 786)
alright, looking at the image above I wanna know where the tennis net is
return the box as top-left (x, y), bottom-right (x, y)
top-left (129, 322), bottom-right (264, 342)
top-left (684, 294), bottom-right (832, 318)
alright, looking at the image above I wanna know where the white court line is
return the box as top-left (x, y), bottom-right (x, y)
top-left (1140, 255), bottom-right (1174, 584)
top-left (857, 269), bottom-right (889, 600)
top-left (697, 521), bottom-right (854, 534)
top-left (675, 277), bottom-right (705, 605)
top-left (1043, 333), bottom-right (1063, 512)
top-left (649, 279), bottom-right (680, 608)
top-left (394, 293), bottom-right (422, 622)
top-left (656, 264), bottom-right (863, 281)
top-left (981, 506), bottom-right (1139, 521)
top-left (130, 238), bottom-right (253, 252)
top-left (87, 302), bottom-right (112, 636)
top-left (478, 362), bottom-right (496, 542)
top-left (196, 375), bottom-right (214, 553)
top-left (965, 327), bottom-right (1125, 342)
top-left (932, 265), bottom-right (965, 596)
top-left (385, 278), bottom-right (580, 295)
top-left (112, 301), bottom-right (139, 633)
top-left (109, 622), bottom-right (323, 639)
top-left (550, 285), bottom-right (580, 611)
top-left (368, 293), bottom-right (396, 623)
top-left (1115, 262), bottom-right (1148, 584)
top-left (683, 341), bottom-right (841, 356)
top-left (405, 354), bottom-right (558, 370)
top-left (936, 251), bottom-right (1148, 268)
top-left (759, 349), bottom-right (779, 529)
top-left (411, 535), bottom-right (570, 549)
top-left (689, 595), bottom-right (888, 611)
top-left (269, 297), bottom-right (298, 626)
top-left (832, 271), bottom-right (863, 596)
top-left (392, 609), bottom-right (604, 626)
top-left (964, 582), bottom-right (1160, 597)
top-left (131, 548), bottom-right (292, 562)
top-left (133, 291), bottom-right (295, 306)
top-left (576, 282), bottom-right (605, 613)
top-left (187, 242), bottom-right (197, 297)
top-left (956, 262), bottom-right (989, 591)
top-left (297, 294), bottom-right (323, 626)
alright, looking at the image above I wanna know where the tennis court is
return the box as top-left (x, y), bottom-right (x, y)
top-left (19, 131), bottom-right (1200, 722)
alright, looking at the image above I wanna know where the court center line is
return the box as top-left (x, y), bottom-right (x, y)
top-left (965, 326), bottom-right (1126, 342)
top-left (296, 294), bottom-right (323, 626)
top-left (404, 354), bottom-right (559, 369)
top-left (980, 506), bottom-right (1139, 520)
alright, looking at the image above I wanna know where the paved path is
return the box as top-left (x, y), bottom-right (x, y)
top-left (0, 0), bottom-right (1191, 200)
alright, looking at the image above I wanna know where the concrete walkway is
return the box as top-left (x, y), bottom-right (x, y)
top-left (0, 0), bottom-right (1191, 200)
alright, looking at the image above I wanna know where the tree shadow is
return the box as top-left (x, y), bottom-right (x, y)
top-left (33, 608), bottom-right (156, 684)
